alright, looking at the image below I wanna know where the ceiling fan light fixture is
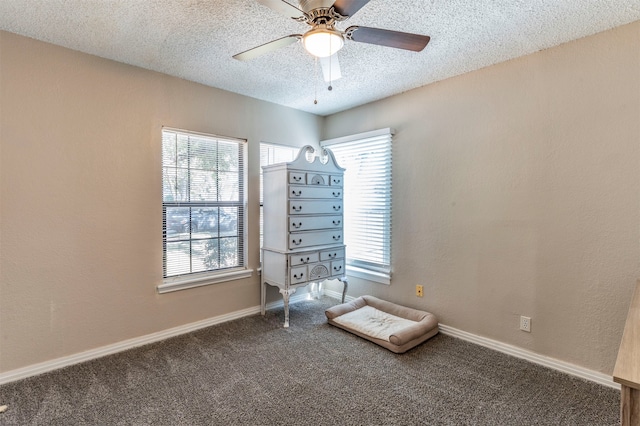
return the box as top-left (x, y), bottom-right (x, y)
top-left (302, 26), bottom-right (344, 58)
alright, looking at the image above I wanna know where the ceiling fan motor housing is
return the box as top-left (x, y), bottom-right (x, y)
top-left (298, 0), bottom-right (335, 13)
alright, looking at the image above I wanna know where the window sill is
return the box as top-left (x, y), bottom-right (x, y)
top-left (157, 268), bottom-right (254, 294)
top-left (346, 265), bottom-right (391, 285)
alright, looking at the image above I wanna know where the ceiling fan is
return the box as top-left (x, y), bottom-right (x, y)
top-left (233, 0), bottom-right (431, 83)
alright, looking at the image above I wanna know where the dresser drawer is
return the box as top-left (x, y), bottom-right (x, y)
top-left (289, 185), bottom-right (342, 200)
top-left (289, 251), bottom-right (320, 266)
top-left (306, 173), bottom-right (330, 186)
top-left (289, 200), bottom-right (343, 215)
top-left (330, 175), bottom-right (343, 187)
top-left (289, 230), bottom-right (343, 249)
top-left (320, 247), bottom-right (345, 261)
top-left (290, 266), bottom-right (307, 284)
top-left (289, 215), bottom-right (342, 232)
top-left (289, 172), bottom-right (306, 184)
top-left (308, 262), bottom-right (331, 280)
top-left (330, 260), bottom-right (345, 276)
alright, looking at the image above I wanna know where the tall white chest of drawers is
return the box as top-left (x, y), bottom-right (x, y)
top-left (261, 146), bottom-right (348, 327)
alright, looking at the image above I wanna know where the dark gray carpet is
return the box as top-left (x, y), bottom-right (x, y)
top-left (0, 297), bottom-right (619, 425)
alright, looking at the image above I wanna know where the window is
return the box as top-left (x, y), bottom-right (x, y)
top-left (321, 128), bottom-right (393, 284)
top-left (259, 143), bottom-right (298, 251)
top-left (159, 128), bottom-right (249, 293)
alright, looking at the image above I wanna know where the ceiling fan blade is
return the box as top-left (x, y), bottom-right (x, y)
top-left (257, 0), bottom-right (306, 19)
top-left (233, 35), bottom-right (302, 61)
top-left (320, 54), bottom-right (342, 82)
top-left (346, 26), bottom-right (430, 52)
top-left (332, 0), bottom-right (370, 17)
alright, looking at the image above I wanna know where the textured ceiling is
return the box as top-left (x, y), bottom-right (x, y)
top-left (0, 0), bottom-right (639, 116)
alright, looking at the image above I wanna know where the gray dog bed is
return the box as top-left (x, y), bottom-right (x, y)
top-left (325, 295), bottom-right (439, 353)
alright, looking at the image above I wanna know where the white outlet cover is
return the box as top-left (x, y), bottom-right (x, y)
top-left (520, 316), bottom-right (531, 332)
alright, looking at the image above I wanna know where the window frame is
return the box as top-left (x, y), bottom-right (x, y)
top-left (321, 128), bottom-right (394, 285)
top-left (158, 127), bottom-right (251, 294)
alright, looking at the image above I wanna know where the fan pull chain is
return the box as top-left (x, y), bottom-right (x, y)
top-left (314, 56), bottom-right (318, 105)
top-left (328, 37), bottom-right (333, 91)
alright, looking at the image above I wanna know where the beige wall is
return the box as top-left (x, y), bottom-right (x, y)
top-left (0, 31), bottom-right (322, 372)
top-left (1, 20), bottom-right (639, 377)
top-left (324, 21), bottom-right (640, 374)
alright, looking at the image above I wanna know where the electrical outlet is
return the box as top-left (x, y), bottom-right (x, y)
top-left (520, 316), bottom-right (531, 332)
top-left (416, 285), bottom-right (424, 297)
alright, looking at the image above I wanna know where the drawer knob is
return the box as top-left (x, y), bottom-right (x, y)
top-left (293, 176), bottom-right (302, 182)
top-left (332, 220), bottom-right (341, 226)
top-left (301, 257), bottom-right (310, 263)
top-left (292, 205), bottom-right (302, 212)
top-left (333, 235), bottom-right (341, 241)
top-left (333, 205), bottom-right (341, 211)
top-left (334, 266), bottom-right (342, 272)
top-left (292, 190), bottom-right (302, 197)
top-left (293, 273), bottom-right (304, 279)
top-left (292, 222), bottom-right (302, 229)
top-left (292, 239), bottom-right (302, 246)
top-left (332, 192), bottom-right (341, 197)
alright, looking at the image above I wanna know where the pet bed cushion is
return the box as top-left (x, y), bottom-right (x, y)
top-left (325, 295), bottom-right (439, 353)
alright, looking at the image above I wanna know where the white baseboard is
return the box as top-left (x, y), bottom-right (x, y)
top-left (0, 295), bottom-right (309, 385)
top-left (323, 290), bottom-right (617, 390)
top-left (438, 324), bottom-right (618, 389)
top-left (323, 288), bottom-right (354, 302)
top-left (0, 294), bottom-right (618, 391)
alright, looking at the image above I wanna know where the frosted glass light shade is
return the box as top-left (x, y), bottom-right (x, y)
top-left (303, 28), bottom-right (344, 58)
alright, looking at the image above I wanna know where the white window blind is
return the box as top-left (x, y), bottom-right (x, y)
top-left (322, 128), bottom-right (393, 284)
top-left (161, 129), bottom-right (247, 287)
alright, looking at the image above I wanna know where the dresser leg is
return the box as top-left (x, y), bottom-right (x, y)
top-left (260, 281), bottom-right (266, 316)
top-left (341, 277), bottom-right (349, 303)
top-left (280, 288), bottom-right (297, 328)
